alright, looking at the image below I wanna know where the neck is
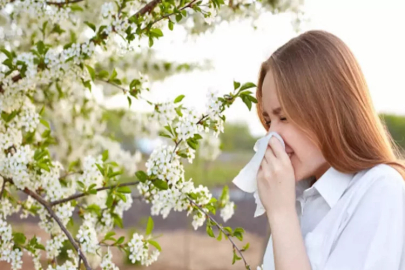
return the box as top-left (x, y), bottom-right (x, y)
top-left (313, 163), bottom-right (331, 182)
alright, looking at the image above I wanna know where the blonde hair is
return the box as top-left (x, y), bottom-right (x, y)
top-left (256, 30), bottom-right (405, 178)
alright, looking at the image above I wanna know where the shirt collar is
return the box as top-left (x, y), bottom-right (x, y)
top-left (312, 167), bottom-right (354, 208)
top-left (295, 167), bottom-right (354, 208)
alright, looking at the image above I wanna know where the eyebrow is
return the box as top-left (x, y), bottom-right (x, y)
top-left (262, 107), bottom-right (282, 117)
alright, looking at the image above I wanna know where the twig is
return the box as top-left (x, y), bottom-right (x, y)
top-left (144, 0), bottom-right (199, 29)
top-left (133, 0), bottom-right (162, 18)
top-left (51, 181), bottom-right (139, 206)
top-left (77, 256), bottom-right (82, 270)
top-left (186, 197), bottom-right (251, 270)
top-left (23, 188), bottom-right (92, 270)
top-left (97, 79), bottom-right (128, 94)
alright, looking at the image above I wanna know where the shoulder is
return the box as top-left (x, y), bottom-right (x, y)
top-left (362, 164), bottom-right (405, 191)
top-left (353, 164), bottom-right (405, 209)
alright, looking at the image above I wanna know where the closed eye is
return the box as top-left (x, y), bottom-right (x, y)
top-left (265, 117), bottom-right (287, 127)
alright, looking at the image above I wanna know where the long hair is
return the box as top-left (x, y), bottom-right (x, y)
top-left (256, 30), bottom-right (405, 178)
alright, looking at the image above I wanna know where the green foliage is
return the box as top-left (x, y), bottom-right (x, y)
top-left (380, 113), bottom-right (405, 150)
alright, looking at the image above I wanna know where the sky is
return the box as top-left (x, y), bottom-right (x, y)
top-left (107, 0), bottom-right (405, 137)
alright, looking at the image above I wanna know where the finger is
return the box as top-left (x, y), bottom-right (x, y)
top-left (269, 136), bottom-right (288, 160)
top-left (263, 146), bottom-right (277, 166)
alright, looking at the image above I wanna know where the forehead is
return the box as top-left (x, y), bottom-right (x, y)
top-left (261, 70), bottom-right (281, 113)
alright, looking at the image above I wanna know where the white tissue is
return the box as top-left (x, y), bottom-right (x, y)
top-left (232, 132), bottom-right (285, 217)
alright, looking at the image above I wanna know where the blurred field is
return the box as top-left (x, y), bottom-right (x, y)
top-left (1, 224), bottom-right (266, 270)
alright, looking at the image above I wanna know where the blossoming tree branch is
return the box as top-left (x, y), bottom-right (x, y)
top-left (0, 0), bottom-right (300, 269)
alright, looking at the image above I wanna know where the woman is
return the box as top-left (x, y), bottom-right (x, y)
top-left (256, 30), bottom-right (405, 270)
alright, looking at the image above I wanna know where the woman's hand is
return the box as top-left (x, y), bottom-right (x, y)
top-left (257, 136), bottom-right (296, 219)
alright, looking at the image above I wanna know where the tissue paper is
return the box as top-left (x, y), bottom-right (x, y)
top-left (232, 132), bottom-right (285, 217)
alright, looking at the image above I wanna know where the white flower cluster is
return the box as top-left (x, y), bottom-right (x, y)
top-left (76, 214), bottom-right (99, 254)
top-left (14, 101), bottom-right (40, 133)
top-left (139, 145), bottom-right (214, 228)
top-left (0, 197), bottom-right (21, 218)
top-left (40, 161), bottom-right (75, 201)
top-left (76, 155), bottom-right (104, 189)
top-left (100, 248), bottom-right (119, 270)
top-left (12, 0), bottom-right (72, 23)
top-left (46, 234), bottom-right (67, 259)
top-left (175, 108), bottom-right (200, 141)
top-left (205, 89), bottom-right (225, 137)
top-left (149, 102), bottom-right (177, 126)
top-left (47, 249), bottom-right (78, 270)
top-left (0, 218), bottom-right (23, 270)
top-left (101, 2), bottom-right (115, 18)
top-left (220, 201), bottom-right (235, 223)
top-left (145, 145), bottom-right (184, 186)
top-left (0, 144), bottom-right (34, 190)
top-left (127, 233), bottom-right (160, 266)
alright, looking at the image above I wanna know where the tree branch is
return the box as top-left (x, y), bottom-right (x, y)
top-left (144, 0), bottom-right (199, 29)
top-left (97, 79), bottom-right (128, 94)
top-left (51, 181), bottom-right (140, 206)
top-left (186, 197), bottom-right (251, 270)
top-left (23, 188), bottom-right (92, 270)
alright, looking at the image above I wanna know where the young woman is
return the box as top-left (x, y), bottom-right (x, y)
top-left (256, 30), bottom-right (405, 270)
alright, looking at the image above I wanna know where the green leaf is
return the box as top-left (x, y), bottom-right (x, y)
top-left (217, 230), bottom-right (222, 241)
top-left (241, 96), bottom-right (252, 111)
top-left (86, 65), bottom-right (95, 81)
top-left (247, 95), bottom-right (258, 103)
top-left (206, 224), bottom-right (215, 238)
top-left (175, 14), bottom-right (182, 22)
top-left (115, 236), bottom-right (125, 245)
top-left (37, 162), bottom-right (50, 172)
top-left (109, 68), bottom-right (117, 81)
top-left (239, 82), bottom-right (256, 91)
top-left (116, 193), bottom-right (127, 202)
top-left (148, 240), bottom-right (161, 251)
top-left (233, 81), bottom-right (240, 90)
top-left (102, 149), bottom-right (109, 162)
top-left (86, 204), bottom-right (101, 216)
top-left (175, 106), bottom-right (183, 117)
top-left (70, 4), bottom-right (83, 11)
top-left (1, 48), bottom-right (13, 59)
top-left (135, 171), bottom-right (148, 182)
top-left (13, 232), bottom-right (26, 245)
top-left (168, 20), bottom-right (174, 31)
top-left (232, 249), bottom-right (241, 265)
top-left (83, 80), bottom-right (92, 91)
top-left (150, 28), bottom-right (163, 37)
top-left (84, 21), bottom-right (96, 32)
top-left (158, 131), bottom-right (171, 138)
top-left (113, 215), bottom-right (124, 228)
top-left (104, 231), bottom-right (116, 241)
top-left (174, 94), bottom-right (185, 103)
top-left (40, 119), bottom-right (50, 129)
top-left (127, 96), bottom-right (132, 108)
top-left (186, 139), bottom-right (198, 150)
top-left (152, 179), bottom-right (168, 190)
top-left (146, 217), bottom-right (154, 235)
top-left (96, 163), bottom-right (104, 175)
top-left (117, 186), bottom-right (131, 193)
top-left (106, 193), bottom-right (114, 208)
top-left (98, 70), bottom-right (109, 79)
top-left (242, 242), bottom-right (250, 251)
top-left (193, 134), bottom-right (203, 140)
top-left (36, 41), bottom-right (45, 55)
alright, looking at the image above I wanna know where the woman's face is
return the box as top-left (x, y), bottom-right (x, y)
top-left (261, 70), bottom-right (329, 181)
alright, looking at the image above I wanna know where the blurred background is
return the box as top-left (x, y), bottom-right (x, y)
top-left (3, 0), bottom-right (405, 269)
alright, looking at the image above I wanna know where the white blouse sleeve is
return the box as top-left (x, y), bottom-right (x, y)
top-left (323, 172), bottom-right (405, 270)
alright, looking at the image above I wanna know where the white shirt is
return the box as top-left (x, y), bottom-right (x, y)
top-left (262, 164), bottom-right (405, 270)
